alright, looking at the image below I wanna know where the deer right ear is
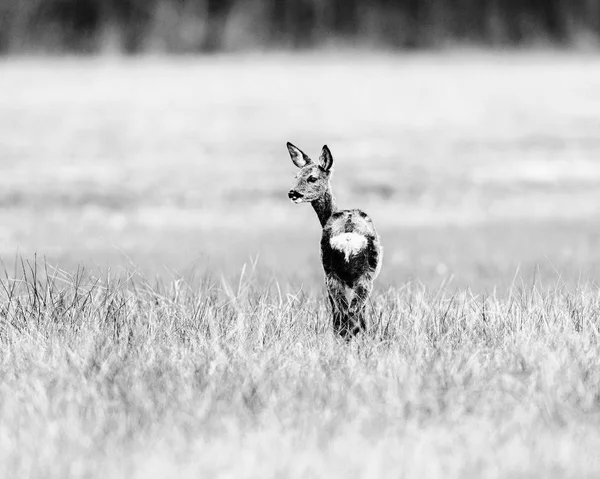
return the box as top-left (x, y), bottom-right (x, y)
top-left (319, 145), bottom-right (334, 172)
top-left (287, 142), bottom-right (311, 168)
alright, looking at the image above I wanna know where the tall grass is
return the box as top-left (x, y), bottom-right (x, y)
top-left (1, 258), bottom-right (599, 477)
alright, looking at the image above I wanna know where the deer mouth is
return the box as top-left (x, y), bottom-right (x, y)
top-left (288, 190), bottom-right (304, 203)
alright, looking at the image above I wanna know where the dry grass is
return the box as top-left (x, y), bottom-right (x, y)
top-left (1, 259), bottom-right (600, 478)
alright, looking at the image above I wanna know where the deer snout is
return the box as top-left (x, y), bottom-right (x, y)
top-left (288, 190), bottom-right (303, 202)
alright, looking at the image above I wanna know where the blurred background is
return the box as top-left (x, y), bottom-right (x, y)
top-left (2, 0), bottom-right (600, 53)
top-left (2, 0), bottom-right (600, 292)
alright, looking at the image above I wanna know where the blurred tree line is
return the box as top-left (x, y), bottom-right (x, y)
top-left (1, 0), bottom-right (599, 53)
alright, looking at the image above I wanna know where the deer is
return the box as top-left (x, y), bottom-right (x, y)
top-left (286, 142), bottom-right (383, 339)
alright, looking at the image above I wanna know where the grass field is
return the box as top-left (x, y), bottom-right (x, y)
top-left (1, 53), bottom-right (600, 477)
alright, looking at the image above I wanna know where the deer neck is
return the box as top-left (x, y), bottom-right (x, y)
top-left (311, 185), bottom-right (337, 228)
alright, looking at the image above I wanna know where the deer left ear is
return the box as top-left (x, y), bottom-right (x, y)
top-left (287, 142), bottom-right (311, 168)
top-left (319, 145), bottom-right (334, 172)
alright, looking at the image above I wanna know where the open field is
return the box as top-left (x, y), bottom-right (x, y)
top-left (2, 53), bottom-right (600, 290)
top-left (1, 53), bottom-right (600, 477)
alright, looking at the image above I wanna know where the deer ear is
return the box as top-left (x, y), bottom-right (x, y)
top-left (319, 145), bottom-right (334, 172)
top-left (287, 142), bottom-right (311, 168)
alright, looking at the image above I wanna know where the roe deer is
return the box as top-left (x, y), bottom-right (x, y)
top-left (286, 143), bottom-right (383, 338)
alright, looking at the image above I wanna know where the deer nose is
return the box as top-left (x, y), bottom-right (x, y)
top-left (288, 190), bottom-right (303, 200)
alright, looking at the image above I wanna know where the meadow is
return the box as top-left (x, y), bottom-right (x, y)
top-left (1, 53), bottom-right (600, 477)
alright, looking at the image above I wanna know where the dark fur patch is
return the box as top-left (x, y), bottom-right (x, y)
top-left (320, 207), bottom-right (381, 287)
top-left (367, 236), bottom-right (380, 271)
top-left (321, 234), bottom-right (370, 287)
top-left (344, 218), bottom-right (354, 233)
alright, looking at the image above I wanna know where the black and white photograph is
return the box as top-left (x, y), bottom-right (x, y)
top-left (1, 1), bottom-right (600, 477)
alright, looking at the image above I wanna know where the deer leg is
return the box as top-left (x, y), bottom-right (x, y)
top-left (326, 279), bottom-right (353, 339)
top-left (347, 279), bottom-right (373, 336)
top-left (345, 305), bottom-right (365, 338)
top-left (328, 294), bottom-right (349, 338)
top-left (347, 310), bottom-right (365, 338)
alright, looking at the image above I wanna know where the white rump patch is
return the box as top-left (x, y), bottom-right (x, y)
top-left (330, 233), bottom-right (367, 262)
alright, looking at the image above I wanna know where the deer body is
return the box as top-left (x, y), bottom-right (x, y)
top-left (286, 143), bottom-right (382, 338)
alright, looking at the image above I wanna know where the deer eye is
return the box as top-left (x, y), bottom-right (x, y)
top-left (307, 176), bottom-right (318, 183)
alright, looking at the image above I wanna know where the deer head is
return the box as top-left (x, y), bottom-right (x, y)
top-left (287, 143), bottom-right (334, 204)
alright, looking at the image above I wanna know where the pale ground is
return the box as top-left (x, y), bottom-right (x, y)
top-left (1, 53), bottom-right (600, 478)
top-left (2, 53), bottom-right (600, 290)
